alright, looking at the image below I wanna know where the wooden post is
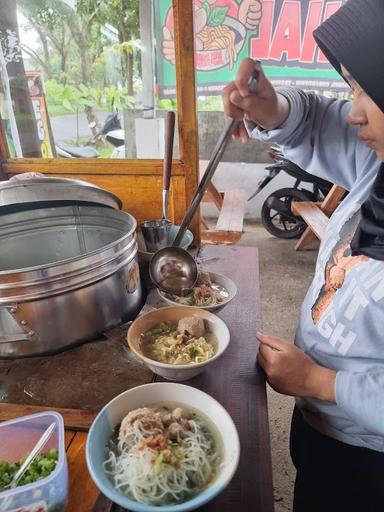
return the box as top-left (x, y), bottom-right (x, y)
top-left (0, 117), bottom-right (9, 180)
top-left (139, 0), bottom-right (155, 120)
top-left (172, 0), bottom-right (200, 245)
top-left (0, 0), bottom-right (41, 157)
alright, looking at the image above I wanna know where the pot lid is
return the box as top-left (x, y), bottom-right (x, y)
top-left (0, 177), bottom-right (122, 213)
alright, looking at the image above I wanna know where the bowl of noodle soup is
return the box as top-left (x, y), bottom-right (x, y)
top-left (158, 271), bottom-right (237, 312)
top-left (86, 382), bottom-right (240, 512)
top-left (127, 306), bottom-right (230, 381)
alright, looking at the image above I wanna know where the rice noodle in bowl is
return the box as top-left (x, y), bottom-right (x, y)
top-left (158, 272), bottom-right (237, 312)
top-left (86, 383), bottom-right (240, 512)
top-left (104, 404), bottom-right (220, 506)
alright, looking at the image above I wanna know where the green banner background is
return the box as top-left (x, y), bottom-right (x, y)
top-left (154, 0), bottom-right (348, 98)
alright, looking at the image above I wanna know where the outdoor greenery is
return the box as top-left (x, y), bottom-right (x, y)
top-left (18, 0), bottom-right (140, 132)
top-left (18, 0), bottom-right (221, 118)
top-left (45, 80), bottom-right (134, 115)
top-left (15, 0), bottom-right (222, 156)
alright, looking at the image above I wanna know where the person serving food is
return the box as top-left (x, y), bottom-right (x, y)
top-left (222, 0), bottom-right (384, 510)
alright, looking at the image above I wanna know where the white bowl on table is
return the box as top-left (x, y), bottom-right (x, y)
top-left (86, 382), bottom-right (240, 512)
top-left (127, 306), bottom-right (230, 381)
top-left (158, 272), bottom-right (237, 312)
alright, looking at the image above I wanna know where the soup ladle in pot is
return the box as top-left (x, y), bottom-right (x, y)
top-left (149, 68), bottom-right (260, 295)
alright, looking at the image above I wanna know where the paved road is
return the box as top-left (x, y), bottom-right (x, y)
top-left (50, 112), bottom-right (110, 142)
top-left (201, 161), bottom-right (297, 219)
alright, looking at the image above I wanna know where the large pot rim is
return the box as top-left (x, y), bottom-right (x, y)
top-left (0, 208), bottom-right (137, 277)
top-left (0, 208), bottom-right (139, 302)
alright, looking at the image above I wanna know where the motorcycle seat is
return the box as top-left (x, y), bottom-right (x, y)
top-left (275, 160), bottom-right (332, 190)
top-left (56, 142), bottom-right (99, 158)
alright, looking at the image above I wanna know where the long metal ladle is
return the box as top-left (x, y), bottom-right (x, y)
top-left (149, 69), bottom-right (260, 295)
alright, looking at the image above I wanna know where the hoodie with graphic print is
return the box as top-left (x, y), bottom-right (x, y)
top-left (248, 87), bottom-right (384, 452)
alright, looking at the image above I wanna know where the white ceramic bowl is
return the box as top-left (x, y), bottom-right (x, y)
top-left (127, 306), bottom-right (230, 381)
top-left (158, 272), bottom-right (237, 312)
top-left (86, 382), bottom-right (240, 512)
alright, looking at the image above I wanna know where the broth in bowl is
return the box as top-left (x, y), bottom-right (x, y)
top-left (127, 306), bottom-right (230, 381)
top-left (86, 382), bottom-right (240, 512)
top-left (104, 402), bottom-right (222, 506)
top-left (140, 317), bottom-right (217, 365)
top-left (158, 272), bottom-right (237, 312)
top-left (166, 269), bottom-right (227, 307)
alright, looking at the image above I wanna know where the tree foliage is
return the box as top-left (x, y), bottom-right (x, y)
top-left (18, 0), bottom-right (140, 93)
top-left (18, 0), bottom-right (140, 133)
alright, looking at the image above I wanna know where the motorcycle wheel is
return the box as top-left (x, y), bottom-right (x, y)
top-left (261, 187), bottom-right (313, 239)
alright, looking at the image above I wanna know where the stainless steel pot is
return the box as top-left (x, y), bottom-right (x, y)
top-left (0, 205), bottom-right (142, 358)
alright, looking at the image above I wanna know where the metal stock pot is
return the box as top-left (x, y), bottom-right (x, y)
top-left (0, 179), bottom-right (142, 358)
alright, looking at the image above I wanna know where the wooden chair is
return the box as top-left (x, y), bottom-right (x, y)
top-left (291, 185), bottom-right (346, 250)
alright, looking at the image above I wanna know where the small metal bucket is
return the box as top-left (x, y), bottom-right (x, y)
top-left (140, 219), bottom-right (172, 252)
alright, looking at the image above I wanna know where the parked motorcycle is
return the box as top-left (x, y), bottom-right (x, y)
top-left (55, 111), bottom-right (124, 158)
top-left (248, 145), bottom-right (335, 239)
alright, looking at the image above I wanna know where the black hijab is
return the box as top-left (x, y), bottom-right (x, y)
top-left (313, 0), bottom-right (384, 260)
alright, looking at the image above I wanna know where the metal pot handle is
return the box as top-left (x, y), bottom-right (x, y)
top-left (0, 334), bottom-right (33, 344)
top-left (0, 305), bottom-right (35, 344)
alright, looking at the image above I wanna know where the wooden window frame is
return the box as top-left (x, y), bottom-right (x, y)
top-left (0, 0), bottom-right (200, 243)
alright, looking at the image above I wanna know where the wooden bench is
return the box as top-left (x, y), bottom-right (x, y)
top-left (198, 160), bottom-right (246, 244)
top-left (201, 186), bottom-right (246, 244)
top-left (292, 184), bottom-right (346, 250)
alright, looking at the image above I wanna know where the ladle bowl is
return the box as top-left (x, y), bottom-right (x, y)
top-left (149, 246), bottom-right (198, 295)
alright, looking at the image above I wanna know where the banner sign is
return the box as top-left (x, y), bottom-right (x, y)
top-left (154, 0), bottom-right (348, 98)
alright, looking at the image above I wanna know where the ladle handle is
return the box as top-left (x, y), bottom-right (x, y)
top-left (163, 111), bottom-right (175, 219)
top-left (173, 68), bottom-right (260, 247)
top-left (173, 117), bottom-right (239, 247)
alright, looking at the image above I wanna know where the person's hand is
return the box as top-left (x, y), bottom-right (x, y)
top-left (239, 0), bottom-right (262, 30)
top-left (256, 332), bottom-right (336, 402)
top-left (163, 26), bottom-right (175, 65)
top-left (222, 58), bottom-right (290, 143)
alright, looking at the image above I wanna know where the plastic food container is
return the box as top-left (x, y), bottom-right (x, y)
top-left (0, 412), bottom-right (68, 512)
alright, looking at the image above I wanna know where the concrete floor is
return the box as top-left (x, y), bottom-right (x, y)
top-left (206, 218), bottom-right (319, 512)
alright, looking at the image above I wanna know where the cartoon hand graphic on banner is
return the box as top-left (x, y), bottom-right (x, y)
top-left (239, 0), bottom-right (262, 30)
top-left (162, 26), bottom-right (175, 65)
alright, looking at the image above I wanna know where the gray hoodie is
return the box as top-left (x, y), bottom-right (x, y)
top-left (249, 87), bottom-right (384, 452)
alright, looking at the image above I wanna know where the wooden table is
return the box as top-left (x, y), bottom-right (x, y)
top-left (0, 245), bottom-right (274, 512)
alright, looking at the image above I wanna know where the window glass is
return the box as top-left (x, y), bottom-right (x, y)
top-left (0, 0), bottom-right (179, 159)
